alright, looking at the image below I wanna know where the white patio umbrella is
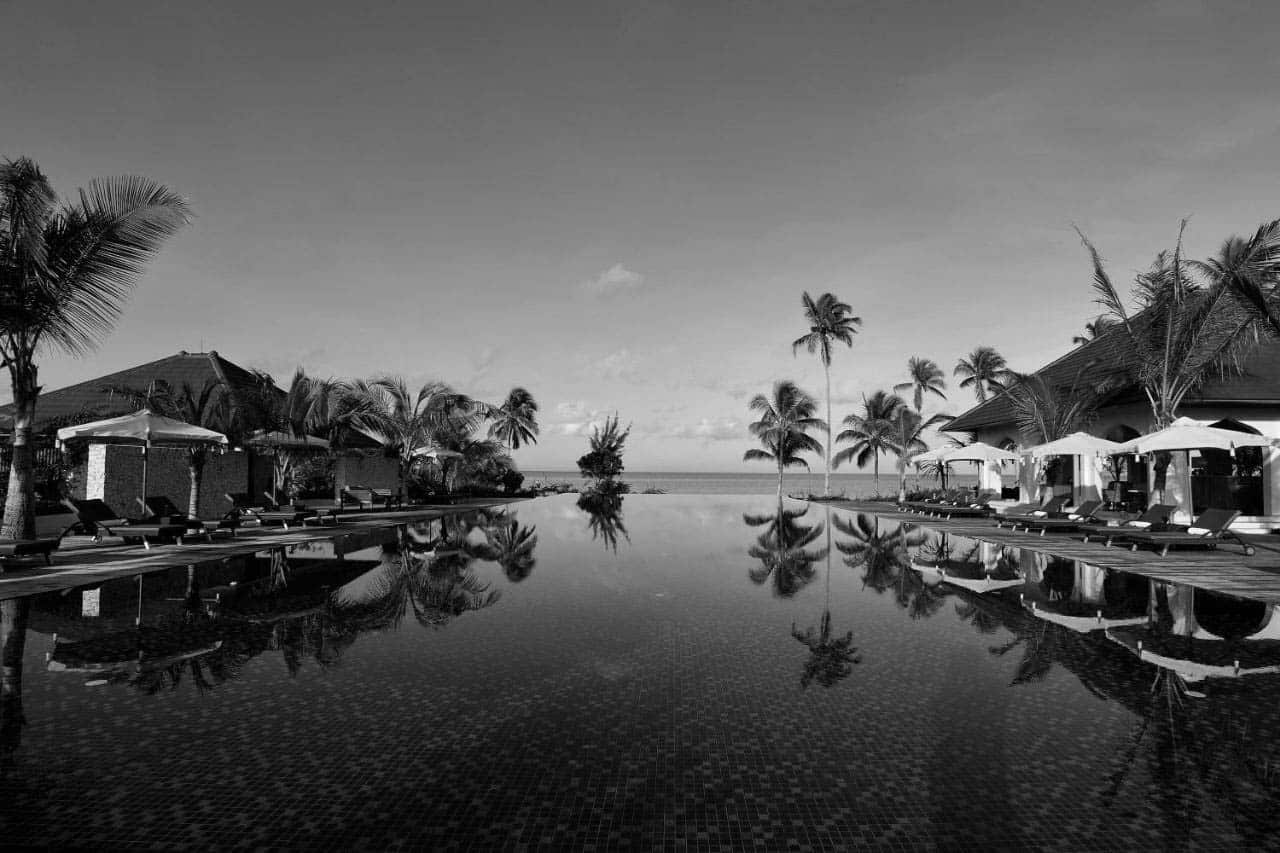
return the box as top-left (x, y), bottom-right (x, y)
top-left (1022, 432), bottom-right (1126, 458)
top-left (57, 409), bottom-right (228, 514)
top-left (1116, 416), bottom-right (1276, 454)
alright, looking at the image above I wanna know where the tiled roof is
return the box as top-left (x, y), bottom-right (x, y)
top-left (947, 318), bottom-right (1280, 433)
top-left (0, 351), bottom-right (279, 431)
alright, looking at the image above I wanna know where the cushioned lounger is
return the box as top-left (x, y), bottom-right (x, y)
top-left (226, 493), bottom-right (316, 527)
top-left (1078, 504), bottom-right (1177, 546)
top-left (993, 495), bottom-right (1070, 529)
top-left (0, 537), bottom-right (61, 565)
top-left (63, 498), bottom-right (189, 548)
top-left (1122, 508), bottom-right (1255, 557)
top-left (1013, 500), bottom-right (1104, 535)
top-left (143, 496), bottom-right (239, 539)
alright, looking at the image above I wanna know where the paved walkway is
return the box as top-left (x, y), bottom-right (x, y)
top-left (824, 500), bottom-right (1280, 605)
top-left (0, 499), bottom-right (521, 600)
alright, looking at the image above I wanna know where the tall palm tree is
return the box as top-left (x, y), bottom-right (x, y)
top-left (887, 407), bottom-right (952, 504)
top-left (743, 380), bottom-right (825, 499)
top-left (791, 292), bottom-right (861, 495)
top-left (953, 346), bottom-right (1010, 404)
top-left (1191, 219), bottom-right (1280, 339)
top-left (0, 158), bottom-right (189, 539)
top-left (833, 390), bottom-right (905, 489)
top-left (487, 387), bottom-right (539, 450)
top-left (1072, 315), bottom-right (1115, 346)
top-left (340, 377), bottom-right (482, 504)
top-left (894, 356), bottom-right (947, 413)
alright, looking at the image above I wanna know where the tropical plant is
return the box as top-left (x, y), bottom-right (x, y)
top-left (576, 414), bottom-right (630, 482)
top-left (792, 292), bottom-right (861, 495)
top-left (1001, 369), bottom-right (1104, 446)
top-left (953, 346), bottom-right (1010, 404)
top-left (893, 356), bottom-right (947, 414)
top-left (743, 380), bottom-right (825, 499)
top-left (1191, 219), bottom-right (1280, 339)
top-left (887, 407), bottom-right (952, 504)
top-left (238, 368), bottom-right (334, 502)
top-left (832, 389), bottom-right (905, 488)
top-left (1073, 315), bottom-right (1115, 346)
top-left (743, 501), bottom-right (826, 597)
top-left (487, 386), bottom-right (539, 450)
top-left (0, 157), bottom-right (189, 538)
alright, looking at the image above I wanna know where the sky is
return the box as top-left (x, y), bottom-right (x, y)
top-left (4, 0), bottom-right (1280, 471)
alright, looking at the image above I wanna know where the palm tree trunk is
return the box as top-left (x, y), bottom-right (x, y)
top-left (0, 597), bottom-right (28, 761)
top-left (187, 455), bottom-right (204, 518)
top-left (2, 360), bottom-right (39, 541)
top-left (777, 458), bottom-right (783, 500)
top-left (824, 364), bottom-right (831, 496)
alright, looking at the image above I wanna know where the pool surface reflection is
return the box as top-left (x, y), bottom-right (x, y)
top-left (1, 495), bottom-right (1278, 849)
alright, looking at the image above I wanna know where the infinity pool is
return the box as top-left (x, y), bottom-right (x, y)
top-left (1, 495), bottom-right (1278, 849)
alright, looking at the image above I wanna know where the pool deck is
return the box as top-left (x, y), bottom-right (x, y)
top-left (825, 500), bottom-right (1280, 605)
top-left (0, 498), bottom-right (522, 600)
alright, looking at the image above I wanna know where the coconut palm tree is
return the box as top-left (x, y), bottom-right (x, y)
top-left (236, 368), bottom-right (334, 503)
top-left (1191, 219), bottom-right (1280, 339)
top-left (953, 346), bottom-right (1010, 404)
top-left (1072, 315), bottom-right (1115, 346)
top-left (894, 356), bottom-right (947, 413)
top-left (832, 390), bottom-right (905, 490)
top-left (340, 377), bottom-right (483, 504)
top-left (743, 380), bottom-right (825, 499)
top-left (887, 407), bottom-right (952, 504)
top-left (487, 387), bottom-right (539, 450)
top-left (0, 158), bottom-right (189, 539)
top-left (1002, 370), bottom-right (1104, 445)
top-left (792, 292), bottom-right (861, 496)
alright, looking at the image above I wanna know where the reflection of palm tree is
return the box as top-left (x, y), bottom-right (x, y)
top-left (791, 508), bottom-right (860, 687)
top-left (0, 598), bottom-right (30, 766)
top-left (486, 517), bottom-right (538, 582)
top-left (744, 500), bottom-right (826, 597)
top-left (329, 544), bottom-right (500, 632)
top-left (578, 491), bottom-right (629, 552)
top-left (833, 512), bottom-right (920, 593)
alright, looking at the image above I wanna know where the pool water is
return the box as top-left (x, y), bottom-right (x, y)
top-left (1, 494), bottom-right (1278, 849)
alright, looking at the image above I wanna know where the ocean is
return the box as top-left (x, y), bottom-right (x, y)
top-left (522, 470), bottom-right (978, 498)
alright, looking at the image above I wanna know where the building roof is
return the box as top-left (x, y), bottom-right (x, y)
top-left (946, 325), bottom-right (1280, 434)
top-left (0, 351), bottom-right (275, 432)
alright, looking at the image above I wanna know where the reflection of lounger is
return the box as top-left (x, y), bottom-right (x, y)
top-left (909, 559), bottom-right (1022, 593)
top-left (1020, 598), bottom-right (1147, 633)
top-left (1122, 509), bottom-right (1255, 557)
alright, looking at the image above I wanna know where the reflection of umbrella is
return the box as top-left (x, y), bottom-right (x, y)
top-left (245, 430), bottom-right (331, 504)
top-left (1021, 599), bottom-right (1147, 633)
top-left (909, 559), bottom-right (1023, 593)
top-left (1022, 432), bottom-right (1125, 458)
top-left (1116, 417), bottom-right (1275, 454)
top-left (57, 409), bottom-right (227, 514)
top-left (1105, 628), bottom-right (1280, 683)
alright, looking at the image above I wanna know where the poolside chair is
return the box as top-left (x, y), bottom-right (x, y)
top-left (225, 493), bottom-right (316, 528)
top-left (62, 498), bottom-right (190, 549)
top-left (140, 496), bottom-right (239, 540)
top-left (1013, 500), bottom-right (1104, 536)
top-left (260, 493), bottom-right (339, 526)
top-left (1078, 504), bottom-right (1177, 546)
top-left (340, 486), bottom-right (401, 511)
top-left (993, 495), bottom-right (1070, 529)
top-left (1123, 508), bottom-right (1255, 557)
top-left (930, 491), bottom-right (1001, 520)
top-left (0, 535), bottom-right (62, 566)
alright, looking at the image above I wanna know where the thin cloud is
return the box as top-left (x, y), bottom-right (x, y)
top-left (584, 263), bottom-right (644, 295)
top-left (548, 400), bottom-right (612, 436)
top-left (652, 417), bottom-right (743, 442)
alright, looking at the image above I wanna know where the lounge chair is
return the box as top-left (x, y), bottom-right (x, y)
top-left (1078, 504), bottom-right (1177, 546)
top-left (63, 498), bottom-right (190, 549)
top-left (260, 493), bottom-right (338, 526)
top-left (1123, 508), bottom-right (1255, 557)
top-left (225, 493), bottom-right (316, 528)
top-left (993, 495), bottom-right (1070, 529)
top-left (141, 496), bottom-right (241, 540)
top-left (340, 486), bottom-right (403, 511)
top-left (929, 492), bottom-right (1001, 520)
top-left (0, 535), bottom-right (62, 566)
top-left (1013, 500), bottom-right (1104, 536)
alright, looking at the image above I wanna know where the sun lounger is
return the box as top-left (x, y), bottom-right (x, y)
top-left (0, 536), bottom-right (62, 566)
top-left (993, 495), bottom-right (1070, 529)
top-left (1122, 508), bottom-right (1254, 557)
top-left (141, 496), bottom-right (240, 540)
top-left (260, 493), bottom-right (338, 526)
top-left (1013, 500), bottom-right (1104, 536)
top-left (63, 498), bottom-right (190, 549)
top-left (1078, 504), bottom-right (1177, 546)
top-left (929, 492), bottom-right (1001, 520)
top-left (340, 486), bottom-right (403, 511)
top-left (225, 493), bottom-right (317, 528)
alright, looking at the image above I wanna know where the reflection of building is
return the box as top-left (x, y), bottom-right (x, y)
top-left (946, 334), bottom-right (1280, 532)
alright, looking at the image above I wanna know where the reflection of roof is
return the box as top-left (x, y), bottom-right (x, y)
top-left (0, 351), bottom-right (274, 432)
top-left (947, 321), bottom-right (1280, 433)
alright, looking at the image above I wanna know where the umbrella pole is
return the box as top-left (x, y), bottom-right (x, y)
top-left (140, 444), bottom-right (149, 519)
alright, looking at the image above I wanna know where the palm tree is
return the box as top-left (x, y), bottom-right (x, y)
top-left (1002, 370), bottom-right (1105, 445)
top-left (340, 377), bottom-right (483, 504)
top-left (953, 346), bottom-right (1010, 404)
top-left (894, 356), bottom-right (947, 413)
top-left (887, 407), bottom-right (952, 504)
top-left (743, 380), bottom-right (825, 499)
top-left (832, 389), bottom-right (905, 490)
top-left (1072, 315), bottom-right (1115, 346)
top-left (238, 368), bottom-right (333, 502)
top-left (487, 387), bottom-right (539, 450)
top-left (0, 158), bottom-right (189, 539)
top-left (1191, 219), bottom-right (1280, 339)
top-left (792, 292), bottom-right (861, 496)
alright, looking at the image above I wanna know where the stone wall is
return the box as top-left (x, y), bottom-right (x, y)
top-left (80, 444), bottom-right (251, 518)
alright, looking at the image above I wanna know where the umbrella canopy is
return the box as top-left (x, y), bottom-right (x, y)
top-left (56, 409), bottom-right (228, 448)
top-left (1116, 417), bottom-right (1276, 454)
top-left (939, 442), bottom-right (1018, 464)
top-left (910, 447), bottom-right (951, 467)
top-left (1021, 431), bottom-right (1126, 458)
top-left (244, 430), bottom-right (330, 451)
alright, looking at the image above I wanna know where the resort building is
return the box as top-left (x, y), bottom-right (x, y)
top-left (0, 351), bottom-right (398, 514)
top-left (945, 334), bottom-right (1280, 533)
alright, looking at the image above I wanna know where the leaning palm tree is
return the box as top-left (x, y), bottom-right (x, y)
top-left (742, 380), bottom-right (825, 499)
top-left (0, 158), bottom-right (189, 539)
top-left (887, 407), bottom-right (952, 505)
top-left (792, 292), bottom-right (861, 496)
top-left (833, 389), bottom-right (905, 490)
top-left (894, 356), bottom-right (947, 413)
top-left (953, 346), bottom-right (1010, 404)
top-left (340, 377), bottom-right (483, 504)
top-left (1190, 219), bottom-right (1280, 339)
top-left (487, 386), bottom-right (539, 450)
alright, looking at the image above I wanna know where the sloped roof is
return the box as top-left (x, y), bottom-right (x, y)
top-left (947, 324), bottom-right (1280, 433)
top-left (0, 351), bottom-right (277, 432)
